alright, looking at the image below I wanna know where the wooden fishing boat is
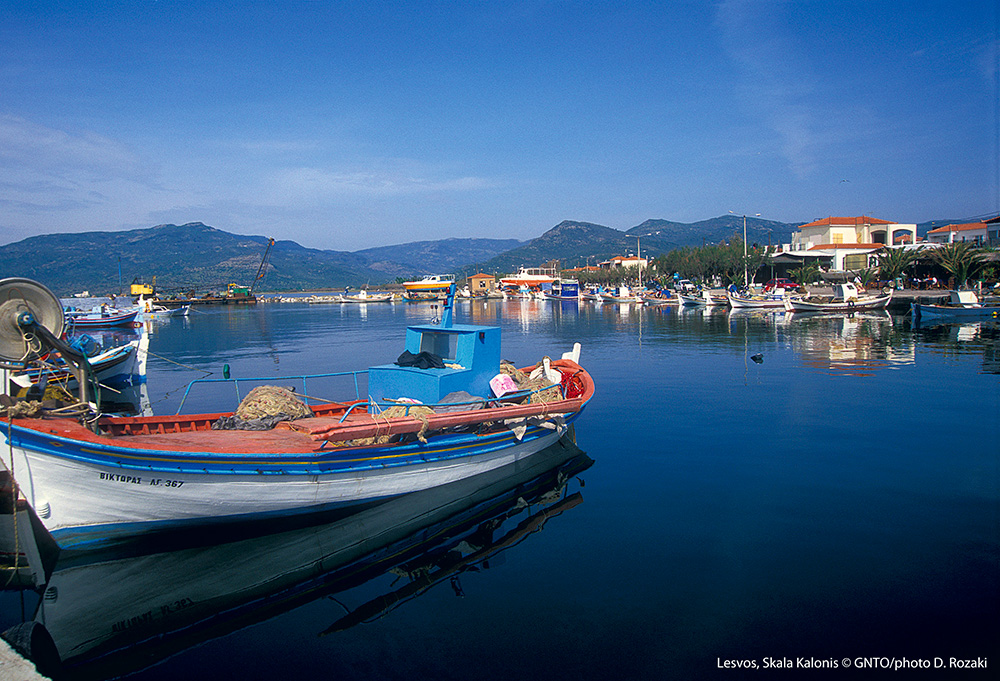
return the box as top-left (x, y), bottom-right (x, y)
top-left (910, 290), bottom-right (1000, 322)
top-left (64, 306), bottom-right (140, 328)
top-left (0, 279), bottom-right (594, 550)
top-left (727, 289), bottom-right (787, 309)
top-left (599, 285), bottom-right (643, 304)
top-left (9, 336), bottom-right (146, 393)
top-left (785, 283), bottom-right (892, 312)
top-left (677, 289), bottom-right (727, 307)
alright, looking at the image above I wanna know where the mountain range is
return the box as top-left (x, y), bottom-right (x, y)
top-left (0, 216), bottom-right (946, 296)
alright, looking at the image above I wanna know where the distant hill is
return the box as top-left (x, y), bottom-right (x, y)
top-left (0, 223), bottom-right (377, 295)
top-left (0, 223), bottom-right (528, 296)
top-left (464, 221), bottom-right (630, 274)
top-left (356, 238), bottom-right (524, 278)
top-left (0, 215), bottom-right (971, 296)
top-left (628, 215), bottom-right (798, 250)
top-left (463, 215), bottom-right (800, 275)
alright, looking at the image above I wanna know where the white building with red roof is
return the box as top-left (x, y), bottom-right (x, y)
top-left (926, 219), bottom-right (994, 245)
top-left (784, 216), bottom-right (917, 272)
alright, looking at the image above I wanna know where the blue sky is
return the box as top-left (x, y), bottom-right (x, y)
top-left (1, 1), bottom-right (998, 251)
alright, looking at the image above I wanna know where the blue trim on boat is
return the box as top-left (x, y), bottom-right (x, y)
top-left (4, 412), bottom-right (581, 476)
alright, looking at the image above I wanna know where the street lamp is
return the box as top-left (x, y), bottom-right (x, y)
top-left (730, 211), bottom-right (761, 288)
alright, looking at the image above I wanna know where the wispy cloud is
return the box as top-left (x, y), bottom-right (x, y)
top-left (714, 1), bottom-right (823, 176)
top-left (264, 164), bottom-right (496, 202)
top-left (0, 115), bottom-right (163, 221)
top-left (0, 115), bottom-right (154, 182)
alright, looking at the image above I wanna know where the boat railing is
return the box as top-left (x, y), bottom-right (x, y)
top-left (175, 370), bottom-right (369, 415)
top-left (175, 370), bottom-right (569, 417)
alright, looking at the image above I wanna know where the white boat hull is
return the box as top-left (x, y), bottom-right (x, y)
top-left (3, 425), bottom-right (567, 550)
top-left (727, 291), bottom-right (787, 309)
top-left (785, 294), bottom-right (892, 312)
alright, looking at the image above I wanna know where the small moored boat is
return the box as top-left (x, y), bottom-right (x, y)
top-left (64, 306), bottom-right (141, 328)
top-left (338, 290), bottom-right (393, 303)
top-left (727, 288), bottom-right (788, 309)
top-left (677, 289), bottom-right (727, 307)
top-left (910, 290), bottom-right (1000, 322)
top-left (785, 283), bottom-right (892, 313)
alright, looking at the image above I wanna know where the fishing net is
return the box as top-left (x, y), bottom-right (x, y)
top-left (500, 359), bottom-right (561, 403)
top-left (235, 386), bottom-right (313, 420)
top-left (353, 404), bottom-right (436, 446)
top-left (213, 385), bottom-right (313, 431)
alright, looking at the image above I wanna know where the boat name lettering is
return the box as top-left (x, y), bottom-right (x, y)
top-left (99, 472), bottom-right (142, 484)
top-left (111, 609), bottom-right (155, 632)
top-left (148, 478), bottom-right (185, 488)
top-left (160, 597), bottom-right (194, 615)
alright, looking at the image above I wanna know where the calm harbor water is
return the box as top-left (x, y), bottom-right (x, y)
top-left (4, 298), bottom-right (998, 679)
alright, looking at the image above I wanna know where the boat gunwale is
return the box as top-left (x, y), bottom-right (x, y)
top-left (2, 361), bottom-right (594, 471)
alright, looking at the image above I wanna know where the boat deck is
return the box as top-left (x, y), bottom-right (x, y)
top-left (9, 360), bottom-right (595, 455)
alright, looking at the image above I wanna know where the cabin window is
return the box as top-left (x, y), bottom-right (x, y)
top-left (419, 332), bottom-right (455, 360)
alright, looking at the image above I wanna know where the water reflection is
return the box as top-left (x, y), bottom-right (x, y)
top-left (912, 319), bottom-right (1000, 373)
top-left (786, 310), bottom-right (914, 376)
top-left (1, 437), bottom-right (592, 680)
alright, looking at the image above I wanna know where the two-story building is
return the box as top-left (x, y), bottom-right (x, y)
top-left (785, 216), bottom-right (917, 271)
top-left (926, 219), bottom-right (997, 245)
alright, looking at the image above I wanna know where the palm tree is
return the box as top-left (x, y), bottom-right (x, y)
top-left (928, 243), bottom-right (987, 289)
top-left (876, 246), bottom-right (922, 285)
top-left (790, 260), bottom-right (821, 286)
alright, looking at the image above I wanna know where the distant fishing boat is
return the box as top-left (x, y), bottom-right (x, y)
top-left (138, 296), bottom-right (189, 320)
top-left (338, 290), bottom-right (393, 303)
top-left (677, 289), bottom-right (727, 307)
top-left (0, 278), bottom-right (594, 550)
top-left (542, 278), bottom-right (580, 301)
top-left (727, 289), bottom-right (787, 309)
top-left (401, 275), bottom-right (454, 294)
top-left (599, 285), bottom-right (643, 303)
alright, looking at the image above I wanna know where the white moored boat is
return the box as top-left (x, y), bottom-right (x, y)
top-left (0, 278), bottom-right (595, 550)
top-left (785, 283), bottom-right (892, 312)
top-left (727, 288), bottom-right (788, 309)
top-left (677, 289), bottom-right (727, 307)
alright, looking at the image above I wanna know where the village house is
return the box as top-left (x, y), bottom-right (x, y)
top-left (784, 216), bottom-right (918, 271)
top-left (466, 272), bottom-right (496, 294)
top-left (598, 255), bottom-right (648, 270)
top-left (926, 218), bottom-right (998, 246)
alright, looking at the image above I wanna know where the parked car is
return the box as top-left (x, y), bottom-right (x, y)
top-left (763, 278), bottom-right (798, 292)
top-left (675, 279), bottom-right (697, 292)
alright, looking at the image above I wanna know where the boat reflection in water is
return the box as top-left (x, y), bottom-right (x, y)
top-left (1, 435), bottom-right (592, 680)
top-left (786, 310), bottom-right (915, 376)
